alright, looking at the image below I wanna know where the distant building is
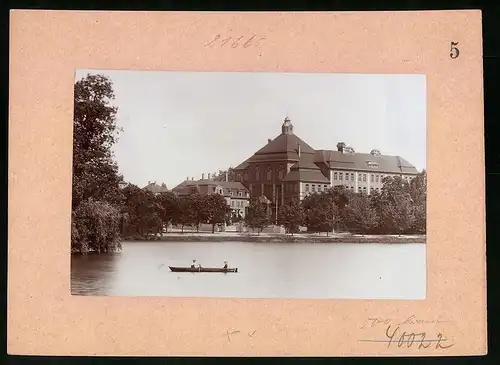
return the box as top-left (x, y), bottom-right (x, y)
top-left (171, 175), bottom-right (250, 218)
top-left (231, 117), bottom-right (420, 218)
top-left (143, 181), bottom-right (169, 195)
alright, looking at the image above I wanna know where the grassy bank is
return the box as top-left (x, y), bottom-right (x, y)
top-left (124, 233), bottom-right (425, 244)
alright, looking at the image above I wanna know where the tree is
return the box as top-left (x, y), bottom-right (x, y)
top-left (157, 192), bottom-right (181, 227)
top-left (302, 192), bottom-right (335, 234)
top-left (72, 74), bottom-right (123, 209)
top-left (202, 194), bottom-right (230, 233)
top-left (71, 74), bottom-right (124, 253)
top-left (378, 176), bottom-right (416, 235)
top-left (323, 185), bottom-right (354, 232)
top-left (244, 200), bottom-right (270, 234)
top-left (278, 200), bottom-right (305, 235)
top-left (409, 170), bottom-right (427, 233)
top-left (121, 185), bottom-right (164, 238)
top-left (176, 194), bottom-right (205, 232)
top-left (345, 193), bottom-right (378, 235)
top-left (72, 198), bottom-right (122, 254)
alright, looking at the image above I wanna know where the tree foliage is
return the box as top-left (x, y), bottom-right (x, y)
top-left (298, 172), bottom-right (427, 236)
top-left (278, 200), bottom-right (305, 235)
top-left (244, 200), bottom-right (271, 234)
top-left (71, 74), bottom-right (124, 254)
top-left (202, 194), bottom-right (230, 233)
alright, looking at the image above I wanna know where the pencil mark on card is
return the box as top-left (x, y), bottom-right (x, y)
top-left (224, 329), bottom-right (241, 342)
top-left (205, 34), bottom-right (266, 48)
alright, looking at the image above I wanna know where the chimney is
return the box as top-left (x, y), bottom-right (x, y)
top-left (186, 176), bottom-right (189, 181)
top-left (208, 173), bottom-right (211, 180)
top-left (191, 177), bottom-right (194, 180)
top-left (337, 142), bottom-right (346, 153)
top-left (225, 171), bottom-right (228, 182)
top-left (202, 173), bottom-right (205, 179)
top-left (268, 138), bottom-right (272, 144)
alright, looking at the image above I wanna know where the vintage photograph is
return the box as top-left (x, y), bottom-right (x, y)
top-left (71, 70), bottom-right (427, 299)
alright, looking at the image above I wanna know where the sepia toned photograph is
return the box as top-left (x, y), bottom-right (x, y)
top-left (71, 70), bottom-right (427, 299)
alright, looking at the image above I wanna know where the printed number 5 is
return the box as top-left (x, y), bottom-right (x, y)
top-left (450, 41), bottom-right (460, 59)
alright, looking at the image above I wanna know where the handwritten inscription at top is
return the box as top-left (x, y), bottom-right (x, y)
top-left (205, 34), bottom-right (266, 48)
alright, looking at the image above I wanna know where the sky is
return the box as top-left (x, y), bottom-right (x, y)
top-left (75, 70), bottom-right (426, 189)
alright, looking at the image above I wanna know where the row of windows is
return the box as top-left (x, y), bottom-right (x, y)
top-left (230, 200), bottom-right (246, 208)
top-left (238, 169), bottom-right (285, 181)
top-left (333, 172), bottom-right (414, 183)
top-left (213, 187), bottom-right (249, 197)
top-left (304, 184), bottom-right (330, 193)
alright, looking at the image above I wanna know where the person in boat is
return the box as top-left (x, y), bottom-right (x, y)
top-left (223, 260), bottom-right (228, 269)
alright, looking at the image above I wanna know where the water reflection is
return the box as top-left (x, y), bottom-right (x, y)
top-left (71, 241), bottom-right (426, 299)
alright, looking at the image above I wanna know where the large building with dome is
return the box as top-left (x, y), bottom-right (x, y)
top-left (231, 116), bottom-right (419, 217)
top-left (172, 117), bottom-right (420, 220)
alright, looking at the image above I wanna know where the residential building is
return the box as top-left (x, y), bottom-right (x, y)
top-left (142, 181), bottom-right (169, 195)
top-left (171, 174), bottom-right (250, 218)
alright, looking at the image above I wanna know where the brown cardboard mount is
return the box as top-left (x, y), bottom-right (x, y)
top-left (8, 10), bottom-right (486, 356)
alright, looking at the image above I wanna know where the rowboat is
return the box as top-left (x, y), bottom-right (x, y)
top-left (169, 266), bottom-right (238, 273)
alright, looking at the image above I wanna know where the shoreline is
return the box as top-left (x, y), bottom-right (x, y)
top-left (123, 233), bottom-right (426, 244)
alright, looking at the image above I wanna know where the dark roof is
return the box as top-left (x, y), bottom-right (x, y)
top-left (142, 182), bottom-right (169, 194)
top-left (171, 179), bottom-right (249, 197)
top-left (314, 150), bottom-right (418, 174)
top-left (282, 152), bottom-right (330, 183)
top-left (248, 133), bottom-right (315, 162)
top-left (233, 158), bottom-right (250, 170)
top-left (282, 169), bottom-right (331, 183)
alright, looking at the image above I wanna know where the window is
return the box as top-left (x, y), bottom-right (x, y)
top-left (367, 161), bottom-right (379, 168)
top-left (351, 173), bottom-right (354, 181)
top-left (324, 185), bottom-right (328, 190)
top-left (278, 170), bottom-right (283, 179)
top-left (375, 175), bottom-right (379, 183)
top-left (231, 201), bottom-right (234, 207)
top-left (358, 187), bottom-right (362, 193)
top-left (350, 186), bottom-right (354, 191)
top-left (334, 172), bottom-right (338, 180)
top-left (266, 169), bottom-right (272, 180)
top-left (244, 172), bottom-right (248, 181)
top-left (236, 173), bottom-right (241, 181)
top-left (363, 174), bottom-right (367, 182)
top-left (363, 187), bottom-right (367, 192)
top-left (312, 184), bottom-right (316, 192)
top-left (305, 184), bottom-right (310, 193)
top-left (317, 185), bottom-right (321, 192)
top-left (358, 174), bottom-right (362, 182)
top-left (339, 172), bottom-right (343, 180)
top-left (238, 191), bottom-right (242, 197)
top-left (255, 169), bottom-right (260, 180)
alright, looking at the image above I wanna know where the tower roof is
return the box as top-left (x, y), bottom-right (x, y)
top-left (248, 117), bottom-right (315, 162)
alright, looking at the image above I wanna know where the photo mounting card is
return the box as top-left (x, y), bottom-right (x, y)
top-left (8, 10), bottom-right (486, 357)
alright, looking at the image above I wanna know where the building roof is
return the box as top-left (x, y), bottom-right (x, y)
top-left (233, 158), bottom-right (250, 170)
top-left (282, 152), bottom-right (331, 183)
top-left (314, 150), bottom-right (418, 174)
top-left (171, 179), bottom-right (249, 197)
top-left (248, 133), bottom-right (315, 163)
top-left (142, 181), bottom-right (169, 194)
top-left (282, 169), bottom-right (331, 183)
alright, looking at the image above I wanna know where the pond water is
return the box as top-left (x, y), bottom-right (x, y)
top-left (71, 240), bottom-right (426, 299)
